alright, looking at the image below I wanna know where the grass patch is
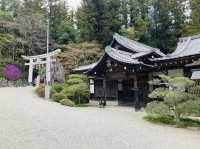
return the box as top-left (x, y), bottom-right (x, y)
top-left (144, 115), bottom-right (200, 128)
top-left (177, 118), bottom-right (200, 128)
top-left (144, 115), bottom-right (176, 125)
top-left (59, 99), bottom-right (90, 108)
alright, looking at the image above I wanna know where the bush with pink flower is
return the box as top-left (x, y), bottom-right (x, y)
top-left (3, 64), bottom-right (22, 81)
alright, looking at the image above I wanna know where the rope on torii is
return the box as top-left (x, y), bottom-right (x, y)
top-left (22, 49), bottom-right (61, 85)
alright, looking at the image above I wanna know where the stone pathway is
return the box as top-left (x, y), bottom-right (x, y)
top-left (0, 87), bottom-right (199, 149)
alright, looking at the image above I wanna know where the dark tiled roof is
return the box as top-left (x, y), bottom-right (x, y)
top-left (113, 33), bottom-right (165, 56)
top-left (155, 34), bottom-right (200, 60)
top-left (105, 46), bottom-right (140, 64)
top-left (74, 46), bottom-right (154, 72)
top-left (74, 34), bottom-right (200, 73)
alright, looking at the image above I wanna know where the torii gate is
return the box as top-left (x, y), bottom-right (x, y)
top-left (22, 49), bottom-right (61, 85)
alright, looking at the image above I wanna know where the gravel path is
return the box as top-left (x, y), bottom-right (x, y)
top-left (0, 87), bottom-right (199, 149)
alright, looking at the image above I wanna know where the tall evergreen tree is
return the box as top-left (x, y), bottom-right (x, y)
top-left (120, 0), bottom-right (129, 28)
top-left (22, 0), bottom-right (45, 15)
top-left (76, 0), bottom-right (122, 46)
top-left (120, 0), bottom-right (151, 42)
top-left (182, 0), bottom-right (200, 36)
top-left (148, 0), bottom-right (185, 53)
top-left (191, 0), bottom-right (200, 26)
top-left (0, 0), bottom-right (21, 15)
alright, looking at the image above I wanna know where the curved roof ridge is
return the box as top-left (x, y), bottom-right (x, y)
top-left (170, 37), bottom-right (192, 57)
top-left (153, 34), bottom-right (200, 61)
top-left (113, 33), bottom-right (165, 56)
top-left (113, 33), bottom-right (152, 52)
top-left (105, 46), bottom-right (154, 68)
top-left (73, 54), bottom-right (106, 72)
top-left (73, 62), bottom-right (98, 72)
top-left (105, 46), bottom-right (139, 64)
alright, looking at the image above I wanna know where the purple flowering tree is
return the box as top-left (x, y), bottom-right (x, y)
top-left (3, 64), bottom-right (22, 81)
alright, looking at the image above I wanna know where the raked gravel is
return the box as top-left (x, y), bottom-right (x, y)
top-left (0, 87), bottom-right (199, 149)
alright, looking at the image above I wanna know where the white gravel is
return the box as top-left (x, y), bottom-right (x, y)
top-left (0, 87), bottom-right (199, 149)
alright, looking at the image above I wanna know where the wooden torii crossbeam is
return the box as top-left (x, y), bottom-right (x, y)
top-left (22, 49), bottom-right (61, 84)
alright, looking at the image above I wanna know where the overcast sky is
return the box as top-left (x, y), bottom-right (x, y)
top-left (67, 0), bottom-right (82, 10)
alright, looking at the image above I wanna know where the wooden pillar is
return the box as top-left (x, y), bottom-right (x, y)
top-left (133, 74), bottom-right (138, 89)
top-left (133, 74), bottom-right (139, 109)
top-left (118, 79), bottom-right (123, 100)
top-left (148, 72), bottom-right (153, 92)
top-left (103, 77), bottom-right (107, 106)
top-left (103, 78), bottom-right (106, 99)
top-left (28, 59), bottom-right (34, 85)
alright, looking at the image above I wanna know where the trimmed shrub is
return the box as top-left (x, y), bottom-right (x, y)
top-left (178, 100), bottom-right (200, 117)
top-left (146, 75), bottom-right (200, 127)
top-left (60, 99), bottom-right (75, 107)
top-left (63, 83), bottom-right (90, 104)
top-left (35, 74), bottom-right (90, 106)
top-left (52, 83), bottom-right (65, 93)
top-left (66, 78), bottom-right (84, 85)
top-left (52, 93), bottom-right (66, 102)
top-left (146, 101), bottom-right (170, 116)
top-left (36, 84), bottom-right (45, 97)
top-left (68, 74), bottom-right (87, 81)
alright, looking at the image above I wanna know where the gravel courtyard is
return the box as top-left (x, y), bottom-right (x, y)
top-left (0, 87), bottom-right (199, 149)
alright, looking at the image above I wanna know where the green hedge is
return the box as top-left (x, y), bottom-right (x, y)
top-left (60, 99), bottom-right (75, 107)
top-left (66, 78), bottom-right (84, 85)
top-left (62, 83), bottom-right (90, 104)
top-left (68, 74), bottom-right (87, 81)
top-left (52, 93), bottom-right (66, 102)
top-left (52, 83), bottom-right (65, 93)
top-left (36, 74), bottom-right (90, 106)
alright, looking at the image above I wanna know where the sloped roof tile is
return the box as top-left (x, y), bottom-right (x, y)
top-left (105, 46), bottom-right (140, 64)
top-left (155, 34), bottom-right (200, 60)
top-left (113, 33), bottom-right (165, 56)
